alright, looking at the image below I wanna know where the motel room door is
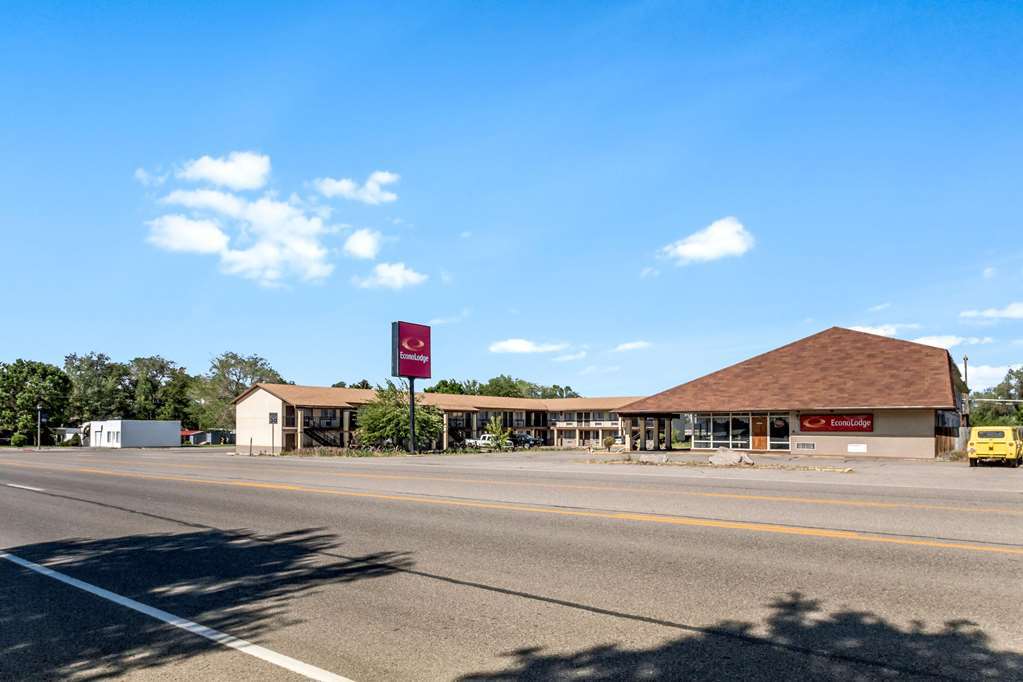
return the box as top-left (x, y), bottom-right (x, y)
top-left (751, 416), bottom-right (768, 451)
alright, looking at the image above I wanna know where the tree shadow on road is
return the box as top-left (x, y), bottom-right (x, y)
top-left (460, 591), bottom-right (1023, 681)
top-left (0, 528), bottom-right (412, 679)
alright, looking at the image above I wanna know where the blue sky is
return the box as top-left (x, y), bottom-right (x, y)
top-left (2, 1), bottom-right (1022, 393)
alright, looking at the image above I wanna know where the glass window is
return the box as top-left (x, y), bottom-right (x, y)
top-left (731, 415), bottom-right (750, 447)
top-left (712, 416), bottom-right (730, 445)
top-left (769, 415), bottom-right (790, 450)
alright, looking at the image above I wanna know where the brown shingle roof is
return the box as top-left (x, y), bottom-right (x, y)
top-left (235, 384), bottom-right (640, 413)
top-left (617, 327), bottom-right (958, 414)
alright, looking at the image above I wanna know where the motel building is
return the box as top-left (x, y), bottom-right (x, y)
top-left (616, 327), bottom-right (966, 458)
top-left (233, 383), bottom-right (640, 453)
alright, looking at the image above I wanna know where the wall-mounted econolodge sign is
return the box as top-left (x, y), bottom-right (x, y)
top-left (799, 414), bottom-right (873, 432)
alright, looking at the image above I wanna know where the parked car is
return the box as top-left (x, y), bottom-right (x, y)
top-left (967, 426), bottom-right (1023, 467)
top-left (465, 433), bottom-right (501, 448)
top-left (510, 433), bottom-right (543, 448)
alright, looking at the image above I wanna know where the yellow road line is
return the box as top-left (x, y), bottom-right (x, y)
top-left (319, 470), bottom-right (1023, 517)
top-left (2, 460), bottom-right (1022, 557)
top-left (6, 456), bottom-right (1021, 517)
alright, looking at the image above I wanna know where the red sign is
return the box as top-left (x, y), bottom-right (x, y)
top-left (800, 414), bottom-right (873, 432)
top-left (391, 321), bottom-right (431, 379)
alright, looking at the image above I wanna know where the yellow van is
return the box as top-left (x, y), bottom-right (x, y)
top-left (967, 426), bottom-right (1023, 467)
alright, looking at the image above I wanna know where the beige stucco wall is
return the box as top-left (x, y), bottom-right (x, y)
top-left (790, 409), bottom-right (935, 459)
top-left (235, 388), bottom-right (284, 454)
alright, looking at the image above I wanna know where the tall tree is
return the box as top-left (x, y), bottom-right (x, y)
top-left (969, 367), bottom-right (1023, 426)
top-left (126, 356), bottom-right (198, 427)
top-left (193, 352), bottom-right (286, 429)
top-left (480, 374), bottom-right (523, 397)
top-left (425, 379), bottom-right (472, 395)
top-left (64, 352), bottom-right (132, 423)
top-left (0, 360), bottom-right (71, 444)
top-left (355, 380), bottom-right (443, 450)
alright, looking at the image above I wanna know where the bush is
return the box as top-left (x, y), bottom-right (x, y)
top-left (10, 433), bottom-right (28, 447)
top-left (603, 436), bottom-right (615, 451)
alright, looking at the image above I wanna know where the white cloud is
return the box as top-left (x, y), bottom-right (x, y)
top-left (640, 266), bottom-right (660, 279)
top-left (353, 262), bottom-right (426, 290)
top-left (343, 228), bottom-right (382, 260)
top-left (957, 363), bottom-right (1019, 392)
top-left (459, 230), bottom-right (473, 239)
top-left (553, 351), bottom-right (587, 362)
top-left (162, 189), bottom-right (245, 217)
top-left (429, 308), bottom-right (471, 326)
top-left (315, 171), bottom-right (399, 205)
top-left (150, 189), bottom-right (335, 285)
top-left (439, 269), bottom-right (454, 285)
top-left (849, 323), bottom-right (921, 337)
top-left (146, 215), bottom-right (229, 254)
top-left (661, 216), bottom-right (754, 265)
top-left (177, 151), bottom-right (270, 190)
top-left (960, 302), bottom-right (1023, 319)
top-left (912, 335), bottom-right (994, 349)
top-left (488, 339), bottom-right (569, 354)
top-left (580, 365), bottom-right (621, 376)
top-left (134, 167), bottom-right (166, 187)
top-left (982, 266), bottom-right (997, 279)
top-left (614, 340), bottom-right (652, 352)
top-left (868, 302), bottom-right (891, 312)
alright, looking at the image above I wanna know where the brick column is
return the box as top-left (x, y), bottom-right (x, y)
top-left (664, 416), bottom-right (673, 451)
top-left (296, 408), bottom-right (304, 450)
top-left (342, 410), bottom-right (351, 447)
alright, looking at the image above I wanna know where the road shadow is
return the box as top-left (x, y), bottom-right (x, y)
top-left (0, 528), bottom-right (412, 679)
top-left (460, 592), bottom-right (1023, 681)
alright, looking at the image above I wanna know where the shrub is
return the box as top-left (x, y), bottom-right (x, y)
top-left (10, 433), bottom-right (28, 447)
top-left (603, 436), bottom-right (615, 451)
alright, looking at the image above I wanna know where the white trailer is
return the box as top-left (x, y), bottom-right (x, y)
top-left (87, 419), bottom-right (181, 448)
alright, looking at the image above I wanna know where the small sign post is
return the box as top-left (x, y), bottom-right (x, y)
top-left (269, 412), bottom-right (278, 455)
top-left (391, 321), bottom-right (432, 453)
top-left (36, 403), bottom-right (44, 450)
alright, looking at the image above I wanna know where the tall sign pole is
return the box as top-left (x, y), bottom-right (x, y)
top-left (392, 321), bottom-right (432, 453)
top-left (36, 403), bottom-right (42, 451)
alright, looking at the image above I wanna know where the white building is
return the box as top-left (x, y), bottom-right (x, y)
top-left (87, 419), bottom-right (181, 448)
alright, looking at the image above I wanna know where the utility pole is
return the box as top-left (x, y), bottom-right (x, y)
top-left (36, 403), bottom-right (42, 451)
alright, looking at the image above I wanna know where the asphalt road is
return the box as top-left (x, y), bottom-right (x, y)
top-left (1, 447), bottom-right (1021, 681)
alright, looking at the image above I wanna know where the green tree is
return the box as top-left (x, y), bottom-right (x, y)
top-left (126, 356), bottom-right (198, 425)
top-left (157, 368), bottom-right (199, 427)
top-left (480, 374), bottom-right (524, 397)
top-left (193, 352), bottom-right (286, 429)
top-left (356, 380), bottom-right (443, 450)
top-left (484, 414), bottom-right (511, 448)
top-left (968, 367), bottom-right (1023, 426)
top-left (63, 352), bottom-right (132, 423)
top-left (0, 360), bottom-right (71, 445)
top-left (426, 378), bottom-right (473, 394)
top-left (333, 379), bottom-right (372, 389)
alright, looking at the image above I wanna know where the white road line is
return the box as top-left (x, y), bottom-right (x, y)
top-left (0, 552), bottom-right (354, 682)
top-left (5, 483), bottom-right (45, 492)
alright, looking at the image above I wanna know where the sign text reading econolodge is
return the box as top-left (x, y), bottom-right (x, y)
top-left (799, 414), bottom-right (873, 432)
top-left (391, 321), bottom-right (431, 379)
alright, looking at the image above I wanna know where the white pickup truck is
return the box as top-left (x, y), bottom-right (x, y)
top-left (465, 433), bottom-right (501, 448)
